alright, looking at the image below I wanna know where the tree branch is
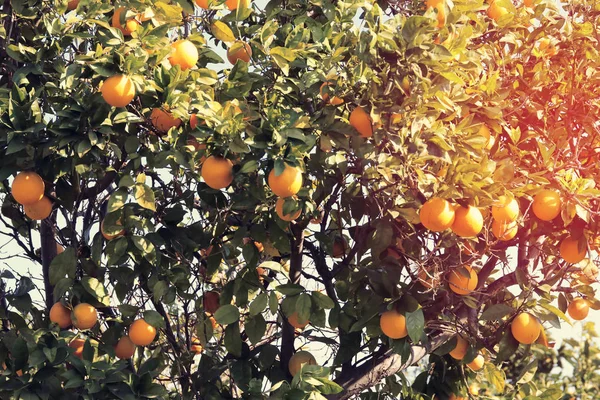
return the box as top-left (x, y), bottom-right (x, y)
top-left (40, 213), bottom-right (57, 310)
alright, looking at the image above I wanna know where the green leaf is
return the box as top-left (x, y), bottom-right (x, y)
top-left (224, 322), bottom-right (242, 357)
top-left (49, 247), bottom-right (77, 286)
top-left (214, 304), bottom-right (240, 325)
top-left (131, 236), bottom-right (157, 264)
top-left (81, 277), bottom-right (110, 306)
top-left (134, 183), bottom-right (156, 211)
top-left (480, 304), bottom-right (514, 321)
top-left (143, 310), bottom-right (166, 329)
top-left (405, 308), bottom-right (424, 343)
top-left (312, 291), bottom-right (334, 309)
top-left (269, 291), bottom-right (279, 315)
top-left (483, 363), bottom-right (506, 392)
top-left (12, 337), bottom-right (28, 371)
top-left (249, 293), bottom-right (268, 316)
top-left (538, 302), bottom-right (572, 326)
top-left (245, 314), bottom-right (266, 345)
top-left (296, 293), bottom-right (311, 322)
top-left (275, 284), bottom-right (304, 296)
top-left (210, 21), bottom-right (235, 43)
top-left (107, 188), bottom-right (128, 212)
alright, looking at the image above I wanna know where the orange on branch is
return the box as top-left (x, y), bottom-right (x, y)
top-left (195, 0), bottom-right (210, 7)
top-left (100, 75), bottom-right (135, 108)
top-left (288, 311), bottom-right (309, 330)
top-left (492, 195), bottom-right (519, 223)
top-left (227, 41), bottom-right (252, 64)
top-left (487, 1), bottom-right (508, 21)
top-left (69, 338), bottom-right (86, 359)
top-left (24, 196), bottom-right (52, 220)
top-left (67, 0), bottom-right (79, 10)
top-left (511, 312), bottom-right (541, 344)
top-left (111, 7), bottom-right (139, 36)
top-left (12, 171), bottom-right (45, 205)
top-left (419, 197), bottom-right (455, 232)
top-left (169, 40), bottom-right (199, 70)
top-left (289, 351), bottom-right (317, 377)
top-left (73, 303), bottom-right (98, 330)
top-left (276, 197), bottom-right (301, 222)
top-left (150, 108), bottom-right (182, 133)
top-left (268, 164), bottom-right (302, 197)
top-left (467, 354), bottom-right (485, 371)
top-left (349, 106), bottom-right (373, 138)
top-left (115, 336), bottom-right (136, 359)
top-left (449, 335), bottom-right (468, 360)
top-left (320, 82), bottom-right (344, 105)
top-left (560, 236), bottom-right (587, 264)
top-left (567, 298), bottom-right (589, 321)
top-left (451, 205), bottom-right (483, 238)
top-left (532, 189), bottom-right (561, 221)
top-left (190, 337), bottom-right (203, 354)
top-left (491, 219), bottom-right (518, 241)
top-left (49, 302), bottom-right (72, 329)
top-left (448, 266), bottom-right (478, 295)
top-left (129, 319), bottom-right (157, 346)
top-left (379, 309), bottom-right (408, 339)
top-left (201, 156), bottom-right (233, 190)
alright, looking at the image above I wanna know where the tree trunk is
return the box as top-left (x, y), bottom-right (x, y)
top-left (40, 214), bottom-right (57, 311)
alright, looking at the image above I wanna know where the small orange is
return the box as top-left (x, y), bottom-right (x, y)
top-left (467, 354), bottom-right (485, 371)
top-left (12, 171), bottom-right (45, 205)
top-left (129, 319), bottom-right (157, 346)
top-left (487, 1), bottom-right (508, 21)
top-left (288, 351), bottom-right (317, 377)
top-left (419, 197), bottom-right (456, 232)
top-left (101, 75), bottom-right (135, 108)
top-left (448, 265), bottom-right (478, 295)
top-left (268, 164), bottom-right (303, 197)
top-left (491, 219), bottom-right (518, 241)
top-left (67, 0), bottom-right (79, 11)
top-left (57, 244), bottom-right (65, 254)
top-left (288, 311), bottom-right (309, 330)
top-left (332, 237), bottom-right (348, 258)
top-left (567, 298), bottom-right (589, 321)
top-left (69, 338), bottom-right (86, 359)
top-left (190, 337), bottom-right (203, 354)
top-left (319, 82), bottom-right (344, 105)
top-left (511, 312), bottom-right (541, 344)
top-left (227, 41), bottom-right (252, 64)
top-left (276, 197), bottom-right (301, 222)
top-left (379, 309), bottom-right (408, 339)
top-left (469, 383), bottom-right (480, 395)
top-left (449, 335), bottom-right (468, 360)
top-left (111, 7), bottom-right (139, 36)
top-left (201, 156), bottom-right (233, 189)
top-left (189, 114), bottom-right (203, 130)
top-left (49, 302), bottom-right (72, 329)
top-left (150, 108), bottom-right (182, 133)
top-left (115, 336), bottom-right (136, 359)
top-left (73, 303), bottom-right (98, 330)
top-left (24, 196), bottom-right (53, 220)
top-left (492, 195), bottom-right (519, 223)
top-left (451, 205), bottom-right (483, 238)
top-left (532, 190), bottom-right (561, 221)
top-left (169, 40), bottom-right (199, 70)
top-left (195, 0), bottom-right (210, 7)
top-left (349, 106), bottom-right (373, 138)
top-left (560, 236), bottom-right (587, 264)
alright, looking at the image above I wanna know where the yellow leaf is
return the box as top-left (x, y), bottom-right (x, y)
top-left (210, 21), bottom-right (236, 43)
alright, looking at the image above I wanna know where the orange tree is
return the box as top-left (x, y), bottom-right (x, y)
top-left (0, 0), bottom-right (599, 399)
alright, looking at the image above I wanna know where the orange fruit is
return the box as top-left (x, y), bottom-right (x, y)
top-left (189, 114), bottom-right (203, 130)
top-left (349, 106), bottom-right (373, 138)
top-left (532, 189), bottom-right (561, 221)
top-left (201, 156), bottom-right (233, 189)
top-left (448, 265), bottom-right (478, 295)
top-left (57, 244), bottom-right (64, 254)
top-left (567, 298), bottom-right (589, 320)
top-left (112, 7), bottom-right (139, 36)
top-left (451, 205), bottom-right (483, 238)
top-left (379, 309), bottom-right (408, 339)
top-left (524, 0), bottom-right (533, 6)
top-left (288, 350), bottom-right (317, 377)
top-left (319, 82), bottom-right (344, 105)
top-left (115, 336), bottom-right (136, 359)
top-left (150, 108), bottom-right (182, 133)
top-left (288, 311), bottom-right (309, 330)
top-left (203, 291), bottom-right (220, 314)
top-left (227, 41), bottom-right (252, 64)
top-left (101, 219), bottom-right (125, 240)
top-left (419, 197), bottom-right (455, 232)
top-left (256, 266), bottom-right (266, 282)
top-left (511, 312), bottom-right (541, 344)
top-left (560, 236), bottom-right (587, 264)
top-left (449, 335), bottom-right (468, 360)
top-left (190, 337), bottom-right (203, 354)
top-left (67, 0), bottom-right (79, 10)
top-left (467, 354), bottom-right (484, 371)
top-left (49, 302), bottom-right (72, 329)
top-left (129, 319), bottom-right (157, 346)
top-left (24, 196), bottom-right (52, 220)
top-left (268, 164), bottom-right (303, 197)
top-left (73, 303), bottom-right (98, 330)
top-left (169, 40), bottom-right (199, 70)
top-left (12, 171), bottom-right (45, 205)
top-left (492, 195), bottom-right (519, 223)
top-left (487, 2), bottom-right (508, 21)
top-left (469, 383), bottom-right (480, 395)
top-left (276, 197), bottom-right (301, 222)
top-left (101, 75), bottom-right (135, 108)
top-left (195, 0), bottom-right (210, 7)
top-left (332, 237), bottom-right (348, 258)
top-left (254, 241), bottom-right (264, 252)
top-left (491, 219), bottom-right (518, 241)
top-left (69, 338), bottom-right (86, 359)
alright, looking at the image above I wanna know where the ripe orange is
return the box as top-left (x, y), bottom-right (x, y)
top-left (57, 243), bottom-right (65, 254)
top-left (332, 236), bottom-right (348, 258)
top-left (268, 164), bottom-right (303, 197)
top-left (254, 241), bottom-right (264, 252)
top-left (448, 265), bottom-right (478, 295)
top-left (419, 197), bottom-right (455, 232)
top-left (189, 114), bottom-right (204, 130)
top-left (73, 303), bottom-right (98, 330)
top-left (532, 190), bottom-right (561, 221)
top-left (467, 354), bottom-right (484, 371)
top-left (69, 338), bottom-right (86, 359)
top-left (289, 350), bottom-right (317, 377)
top-left (487, 1), bottom-right (508, 21)
top-left (49, 302), bottom-right (72, 329)
top-left (567, 298), bottom-right (589, 320)
top-left (256, 266), bottom-right (266, 282)
top-left (115, 336), bottom-right (136, 359)
top-left (349, 106), bottom-right (373, 138)
top-left (491, 219), bottom-right (518, 241)
top-left (379, 309), bottom-right (408, 339)
top-left (67, 0), bottom-right (79, 10)
top-left (101, 75), bottom-right (135, 108)
top-left (169, 40), bottom-right (199, 70)
top-left (203, 291), bottom-right (220, 314)
top-left (469, 383), bottom-right (479, 395)
top-left (288, 311), bottom-right (309, 330)
top-left (449, 335), bottom-right (468, 360)
top-left (24, 196), bottom-right (52, 220)
top-left (195, 0), bottom-right (210, 7)
top-left (276, 197), bottom-right (301, 222)
top-left (560, 236), bottom-right (587, 264)
top-left (451, 205), bottom-right (483, 238)
top-left (201, 156), bottom-right (233, 190)
top-left (112, 7), bottom-right (139, 36)
top-left (319, 82), bottom-right (344, 105)
top-left (101, 219), bottom-right (125, 240)
top-left (492, 195), bottom-right (519, 223)
top-left (129, 319), bottom-right (157, 346)
top-left (524, 0), bottom-right (533, 6)
top-left (227, 41), bottom-right (252, 64)
top-left (511, 312), bottom-right (541, 344)
top-left (12, 171), bottom-right (45, 205)
top-left (190, 337), bottom-right (203, 354)
top-left (150, 108), bottom-right (182, 133)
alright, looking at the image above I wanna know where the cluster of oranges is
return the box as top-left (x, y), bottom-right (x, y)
top-left (11, 171), bottom-right (52, 221)
top-left (49, 301), bottom-right (157, 360)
